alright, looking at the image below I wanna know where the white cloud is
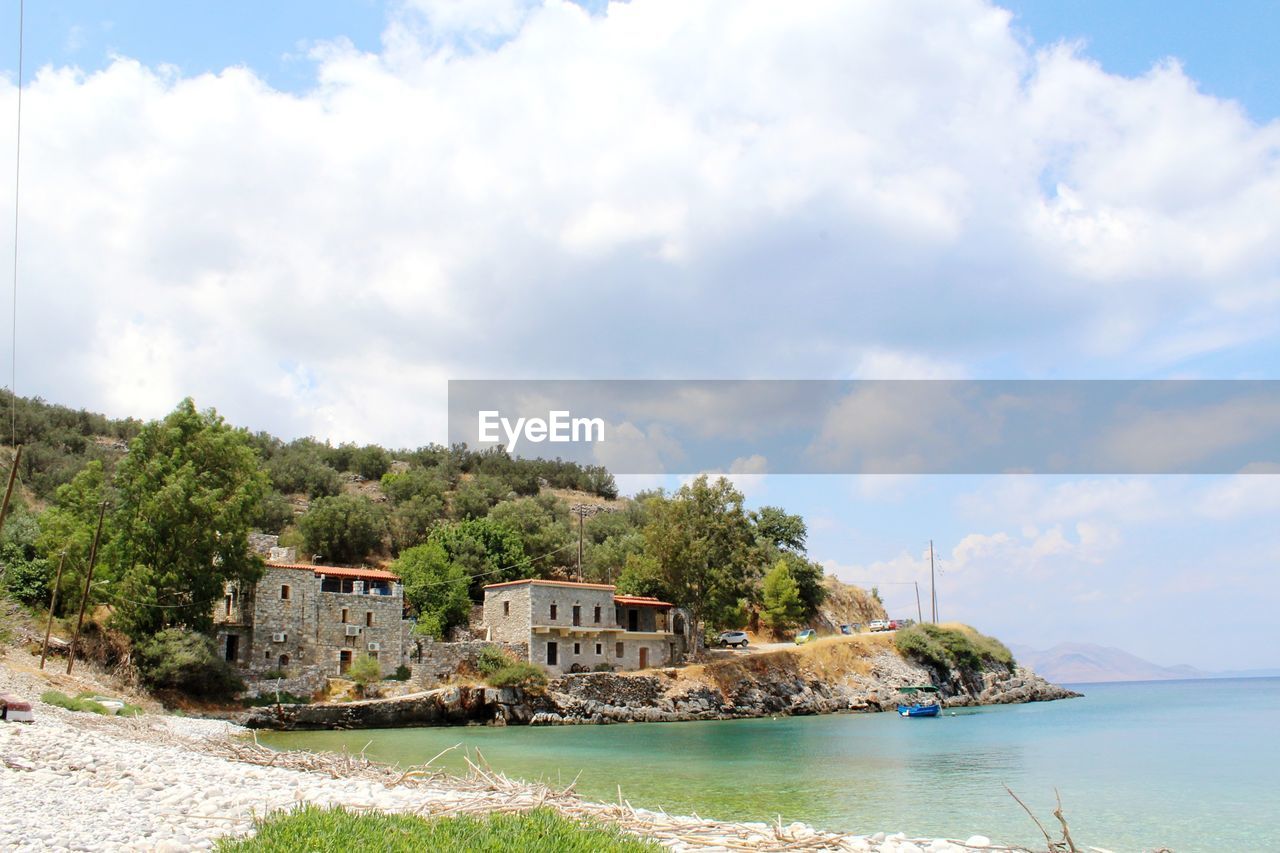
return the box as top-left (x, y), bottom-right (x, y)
top-left (0, 0), bottom-right (1277, 447)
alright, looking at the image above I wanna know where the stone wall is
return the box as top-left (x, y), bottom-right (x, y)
top-left (240, 665), bottom-right (329, 700)
top-left (410, 641), bottom-right (528, 688)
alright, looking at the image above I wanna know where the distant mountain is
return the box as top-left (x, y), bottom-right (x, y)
top-left (1010, 642), bottom-right (1204, 684)
top-left (1011, 642), bottom-right (1280, 684)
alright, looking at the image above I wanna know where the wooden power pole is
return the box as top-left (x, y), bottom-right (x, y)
top-left (929, 539), bottom-right (937, 623)
top-left (67, 502), bottom-right (107, 675)
top-left (914, 580), bottom-right (923, 624)
top-left (39, 551), bottom-right (66, 669)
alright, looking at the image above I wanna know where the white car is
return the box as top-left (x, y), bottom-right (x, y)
top-left (716, 631), bottom-right (749, 648)
top-left (869, 619), bottom-right (891, 632)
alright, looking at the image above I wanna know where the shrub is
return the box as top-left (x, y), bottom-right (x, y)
top-left (895, 624), bottom-right (1016, 675)
top-left (393, 664), bottom-right (411, 681)
top-left (298, 494), bottom-right (387, 564)
top-left (215, 805), bottom-right (661, 852)
top-left (260, 669), bottom-right (287, 680)
top-left (134, 628), bottom-right (245, 698)
top-left (347, 653), bottom-right (383, 695)
top-left (476, 645), bottom-right (512, 676)
top-left (487, 661), bottom-right (548, 690)
top-left (592, 662), bottom-right (615, 672)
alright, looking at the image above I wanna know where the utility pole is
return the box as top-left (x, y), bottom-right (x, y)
top-left (577, 510), bottom-right (584, 583)
top-left (929, 539), bottom-right (937, 623)
top-left (0, 446), bottom-right (22, 582)
top-left (67, 502), bottom-right (107, 675)
top-left (914, 580), bottom-right (922, 624)
top-left (39, 552), bottom-right (66, 669)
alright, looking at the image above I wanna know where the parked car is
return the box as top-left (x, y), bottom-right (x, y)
top-left (794, 629), bottom-right (817, 644)
top-left (869, 619), bottom-right (890, 632)
top-left (887, 620), bottom-right (899, 630)
top-left (839, 624), bottom-right (852, 635)
top-left (716, 631), bottom-right (749, 648)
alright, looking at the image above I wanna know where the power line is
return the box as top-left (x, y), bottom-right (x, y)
top-left (9, 0), bottom-right (23, 448)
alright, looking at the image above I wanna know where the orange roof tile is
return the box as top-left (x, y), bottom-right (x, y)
top-left (266, 562), bottom-right (400, 582)
top-left (483, 578), bottom-right (615, 591)
top-left (613, 594), bottom-right (674, 608)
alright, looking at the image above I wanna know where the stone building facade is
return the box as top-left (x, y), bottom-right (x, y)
top-left (214, 562), bottom-right (412, 679)
top-left (482, 579), bottom-right (687, 674)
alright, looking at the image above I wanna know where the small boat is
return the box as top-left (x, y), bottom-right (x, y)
top-left (896, 685), bottom-right (941, 718)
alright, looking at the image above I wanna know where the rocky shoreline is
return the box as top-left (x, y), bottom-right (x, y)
top-left (243, 649), bottom-right (1079, 730)
top-left (0, 687), bottom-right (1025, 852)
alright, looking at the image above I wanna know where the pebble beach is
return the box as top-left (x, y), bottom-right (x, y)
top-left (0, 661), bottom-right (1020, 853)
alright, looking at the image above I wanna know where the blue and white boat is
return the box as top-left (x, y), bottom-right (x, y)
top-left (896, 685), bottom-right (941, 718)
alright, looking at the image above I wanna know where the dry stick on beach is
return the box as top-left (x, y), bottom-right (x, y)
top-left (1004, 784), bottom-right (1082, 853)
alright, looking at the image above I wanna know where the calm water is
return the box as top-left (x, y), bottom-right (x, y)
top-left (259, 678), bottom-right (1280, 852)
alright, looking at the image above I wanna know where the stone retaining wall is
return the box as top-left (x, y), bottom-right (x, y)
top-left (410, 641), bottom-right (528, 688)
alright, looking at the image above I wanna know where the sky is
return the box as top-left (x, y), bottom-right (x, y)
top-left (1, 0), bottom-right (1278, 670)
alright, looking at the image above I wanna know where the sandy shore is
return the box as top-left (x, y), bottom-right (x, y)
top-left (0, 660), bottom-right (1017, 852)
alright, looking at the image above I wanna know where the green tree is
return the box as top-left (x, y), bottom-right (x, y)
top-left (761, 560), bottom-right (804, 631)
top-left (265, 440), bottom-right (342, 498)
top-left (428, 518), bottom-right (527, 598)
top-left (486, 494), bottom-right (572, 569)
top-left (34, 461), bottom-right (110, 615)
top-left (752, 506), bottom-right (807, 552)
top-left (451, 474), bottom-right (508, 520)
top-left (1, 507), bottom-right (51, 605)
top-left (299, 494), bottom-right (387, 564)
top-left (108, 399), bottom-right (270, 639)
top-left (392, 542), bottom-right (473, 640)
top-left (641, 476), bottom-right (754, 646)
top-left (388, 495), bottom-right (446, 553)
top-left (613, 552), bottom-right (669, 599)
top-left (774, 551), bottom-right (826, 617)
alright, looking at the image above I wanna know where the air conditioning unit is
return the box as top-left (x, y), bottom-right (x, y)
top-left (271, 632), bottom-right (287, 643)
top-left (344, 625), bottom-right (362, 637)
top-left (367, 642), bottom-right (381, 652)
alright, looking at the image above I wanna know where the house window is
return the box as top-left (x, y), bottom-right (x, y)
top-left (224, 595), bottom-right (233, 616)
top-left (278, 654), bottom-right (290, 668)
top-left (264, 650), bottom-right (271, 660)
top-left (503, 600), bottom-right (510, 616)
top-left (573, 642), bottom-right (581, 655)
top-left (572, 605), bottom-right (581, 626)
top-left (280, 585), bottom-right (291, 601)
top-left (550, 603), bottom-right (558, 620)
top-left (595, 643), bottom-right (602, 655)
top-left (341, 608), bottom-right (349, 624)
top-left (365, 612), bottom-right (374, 627)
top-left (615, 642), bottom-right (624, 657)
top-left (593, 605), bottom-right (601, 623)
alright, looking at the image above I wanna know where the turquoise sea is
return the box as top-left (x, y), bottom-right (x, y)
top-left (259, 678), bottom-right (1280, 852)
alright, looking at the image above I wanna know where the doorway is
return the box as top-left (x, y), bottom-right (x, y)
top-left (639, 647), bottom-right (648, 669)
top-left (224, 635), bottom-right (239, 663)
top-left (546, 641), bottom-right (558, 666)
top-left (628, 609), bottom-right (639, 631)
top-left (339, 650), bottom-right (353, 674)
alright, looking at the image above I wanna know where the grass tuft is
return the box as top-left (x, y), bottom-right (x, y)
top-left (215, 806), bottom-right (661, 853)
top-left (41, 689), bottom-right (143, 716)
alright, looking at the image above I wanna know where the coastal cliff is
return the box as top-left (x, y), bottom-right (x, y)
top-left (242, 634), bottom-right (1078, 730)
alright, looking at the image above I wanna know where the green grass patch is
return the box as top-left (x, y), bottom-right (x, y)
top-left (41, 689), bottom-right (142, 716)
top-left (895, 624), bottom-right (1015, 674)
top-left (215, 806), bottom-right (661, 853)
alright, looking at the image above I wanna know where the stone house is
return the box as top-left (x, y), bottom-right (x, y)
top-left (481, 579), bottom-right (688, 674)
top-left (214, 561), bottom-right (412, 679)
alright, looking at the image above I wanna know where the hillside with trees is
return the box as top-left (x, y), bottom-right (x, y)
top-left (0, 393), bottom-right (835, 686)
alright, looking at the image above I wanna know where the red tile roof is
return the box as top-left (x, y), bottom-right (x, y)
top-left (613, 595), bottom-right (674, 608)
top-left (483, 578), bottom-right (615, 591)
top-left (266, 562), bottom-right (400, 582)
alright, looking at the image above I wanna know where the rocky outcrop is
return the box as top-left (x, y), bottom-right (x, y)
top-left (240, 685), bottom-right (552, 730)
top-left (241, 644), bottom-right (1080, 730)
